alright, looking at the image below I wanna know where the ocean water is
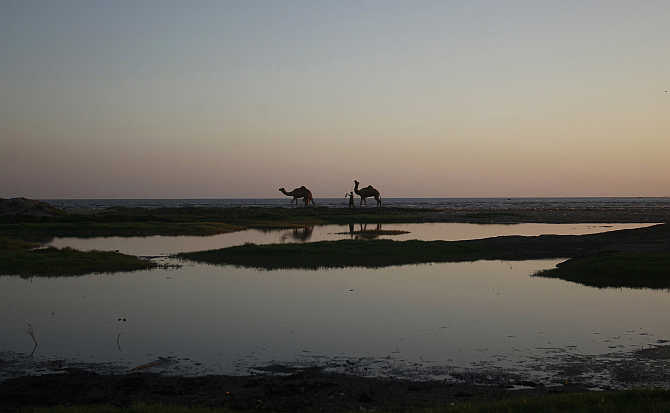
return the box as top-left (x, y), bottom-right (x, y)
top-left (43, 197), bottom-right (670, 211)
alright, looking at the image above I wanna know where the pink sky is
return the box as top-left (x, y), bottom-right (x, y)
top-left (2, 1), bottom-right (669, 198)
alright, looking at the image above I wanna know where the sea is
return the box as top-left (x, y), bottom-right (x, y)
top-left (43, 197), bottom-right (670, 211)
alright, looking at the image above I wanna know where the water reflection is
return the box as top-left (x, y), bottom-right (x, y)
top-left (2, 260), bottom-right (670, 378)
top-left (280, 226), bottom-right (314, 242)
top-left (47, 223), bottom-right (656, 257)
top-left (346, 223), bottom-right (388, 239)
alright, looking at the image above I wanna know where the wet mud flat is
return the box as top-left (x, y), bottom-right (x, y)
top-left (0, 366), bottom-right (591, 412)
top-left (4, 344), bottom-right (670, 412)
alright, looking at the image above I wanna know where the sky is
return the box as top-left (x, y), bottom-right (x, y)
top-left (1, 0), bottom-right (669, 198)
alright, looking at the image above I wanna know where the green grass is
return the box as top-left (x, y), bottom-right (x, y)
top-left (0, 247), bottom-right (155, 277)
top-left (534, 252), bottom-right (670, 288)
top-left (19, 390), bottom-right (670, 412)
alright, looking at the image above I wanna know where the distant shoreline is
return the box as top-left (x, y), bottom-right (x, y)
top-left (38, 196), bottom-right (670, 212)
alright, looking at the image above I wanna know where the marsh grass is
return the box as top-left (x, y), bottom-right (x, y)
top-left (534, 251), bottom-right (670, 289)
top-left (176, 224), bottom-right (670, 273)
top-left (0, 247), bottom-right (155, 277)
top-left (176, 239), bottom-right (522, 269)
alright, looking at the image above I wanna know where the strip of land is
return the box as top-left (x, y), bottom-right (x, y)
top-left (534, 251), bottom-right (670, 288)
top-left (2, 199), bottom-right (669, 243)
top-left (2, 199), bottom-right (669, 282)
top-left (177, 223), bottom-right (669, 268)
top-left (0, 237), bottom-right (155, 277)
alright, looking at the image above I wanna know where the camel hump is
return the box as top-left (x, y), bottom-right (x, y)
top-left (365, 185), bottom-right (375, 190)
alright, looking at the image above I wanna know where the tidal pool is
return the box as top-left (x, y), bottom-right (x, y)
top-left (48, 222), bottom-right (654, 256)
top-left (2, 258), bottom-right (669, 381)
top-left (3, 222), bottom-right (666, 383)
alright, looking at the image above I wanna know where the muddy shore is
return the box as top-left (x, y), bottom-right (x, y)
top-left (0, 366), bottom-right (599, 412)
top-left (4, 341), bottom-right (670, 412)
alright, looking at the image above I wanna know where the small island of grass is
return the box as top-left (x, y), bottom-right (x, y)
top-left (534, 251), bottom-right (670, 289)
top-left (176, 224), bottom-right (670, 289)
top-left (0, 237), bottom-right (155, 277)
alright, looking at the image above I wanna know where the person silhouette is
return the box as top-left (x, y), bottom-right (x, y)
top-left (346, 192), bottom-right (355, 208)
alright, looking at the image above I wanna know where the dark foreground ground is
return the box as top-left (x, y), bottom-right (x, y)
top-left (5, 341), bottom-right (670, 412)
top-left (7, 367), bottom-right (670, 413)
top-left (0, 367), bottom-right (624, 412)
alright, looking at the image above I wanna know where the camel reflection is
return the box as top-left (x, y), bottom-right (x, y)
top-left (348, 223), bottom-right (385, 240)
top-left (280, 226), bottom-right (314, 242)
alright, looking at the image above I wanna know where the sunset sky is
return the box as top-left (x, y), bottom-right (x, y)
top-left (2, 1), bottom-right (669, 198)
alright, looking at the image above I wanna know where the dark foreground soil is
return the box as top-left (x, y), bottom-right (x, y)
top-left (0, 368), bottom-right (590, 412)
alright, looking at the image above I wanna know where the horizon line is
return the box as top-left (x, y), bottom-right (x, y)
top-left (19, 195), bottom-right (670, 200)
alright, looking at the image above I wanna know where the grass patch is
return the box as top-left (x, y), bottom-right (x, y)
top-left (534, 251), bottom-right (670, 288)
top-left (0, 247), bottom-right (155, 277)
top-left (18, 390), bottom-right (670, 412)
top-left (176, 238), bottom-right (542, 269)
top-left (176, 224), bottom-right (670, 286)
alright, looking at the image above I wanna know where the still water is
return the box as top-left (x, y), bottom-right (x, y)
top-left (49, 223), bottom-right (653, 256)
top-left (1, 223), bottom-right (667, 380)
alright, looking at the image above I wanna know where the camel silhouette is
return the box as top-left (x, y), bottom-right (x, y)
top-left (353, 180), bottom-right (381, 207)
top-left (278, 186), bottom-right (315, 207)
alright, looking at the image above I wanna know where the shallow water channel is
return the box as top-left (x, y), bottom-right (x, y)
top-left (2, 223), bottom-right (668, 383)
top-left (49, 222), bottom-right (652, 256)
